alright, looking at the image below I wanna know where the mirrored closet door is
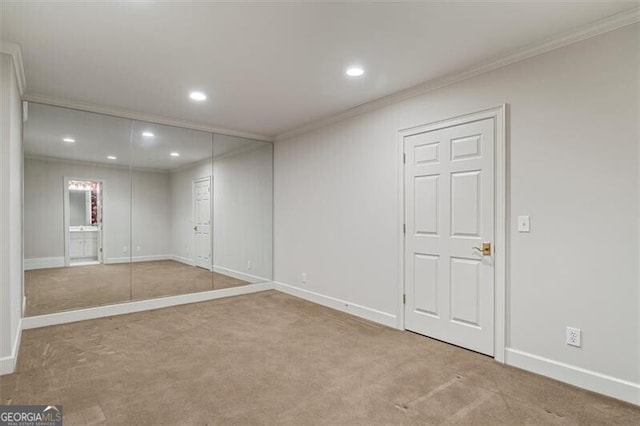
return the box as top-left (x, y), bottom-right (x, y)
top-left (23, 103), bottom-right (273, 317)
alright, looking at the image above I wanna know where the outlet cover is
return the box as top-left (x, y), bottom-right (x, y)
top-left (301, 272), bottom-right (307, 284)
top-left (566, 327), bottom-right (581, 347)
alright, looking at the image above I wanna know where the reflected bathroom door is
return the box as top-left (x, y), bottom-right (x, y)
top-left (193, 176), bottom-right (212, 270)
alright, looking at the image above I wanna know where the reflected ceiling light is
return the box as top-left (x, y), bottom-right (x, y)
top-left (189, 91), bottom-right (207, 101)
top-left (170, 152), bottom-right (180, 157)
top-left (107, 155), bottom-right (117, 160)
top-left (346, 67), bottom-right (364, 77)
top-left (63, 137), bottom-right (76, 143)
top-left (142, 131), bottom-right (154, 137)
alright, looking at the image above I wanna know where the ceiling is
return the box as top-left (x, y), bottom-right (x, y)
top-left (24, 103), bottom-right (264, 171)
top-left (2, 2), bottom-right (637, 138)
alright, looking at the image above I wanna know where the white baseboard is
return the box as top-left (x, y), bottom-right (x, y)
top-left (213, 265), bottom-right (269, 284)
top-left (505, 348), bottom-right (640, 406)
top-left (0, 318), bottom-right (22, 375)
top-left (273, 281), bottom-right (397, 328)
top-left (105, 254), bottom-right (171, 264)
top-left (24, 257), bottom-right (64, 270)
top-left (171, 255), bottom-right (195, 267)
top-left (22, 282), bottom-right (275, 330)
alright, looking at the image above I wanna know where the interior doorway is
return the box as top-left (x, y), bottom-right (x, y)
top-left (63, 178), bottom-right (103, 267)
top-left (398, 106), bottom-right (506, 360)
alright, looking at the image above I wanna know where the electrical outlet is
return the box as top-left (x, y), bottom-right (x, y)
top-left (247, 260), bottom-right (252, 270)
top-left (136, 245), bottom-right (141, 252)
top-left (566, 327), bottom-right (581, 347)
top-left (122, 246), bottom-right (128, 253)
top-left (301, 272), bottom-right (307, 284)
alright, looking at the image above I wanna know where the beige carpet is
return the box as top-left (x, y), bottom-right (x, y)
top-left (25, 260), bottom-right (249, 316)
top-left (2, 291), bottom-right (639, 425)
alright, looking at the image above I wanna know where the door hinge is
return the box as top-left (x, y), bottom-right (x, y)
top-left (403, 294), bottom-right (406, 304)
top-left (403, 153), bottom-right (406, 164)
top-left (403, 224), bottom-right (406, 234)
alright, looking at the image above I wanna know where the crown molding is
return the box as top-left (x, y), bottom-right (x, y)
top-left (23, 94), bottom-right (274, 143)
top-left (24, 154), bottom-right (171, 174)
top-left (0, 41), bottom-right (26, 97)
top-left (276, 6), bottom-right (640, 141)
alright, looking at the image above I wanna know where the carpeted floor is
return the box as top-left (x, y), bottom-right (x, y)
top-left (2, 290), bottom-right (639, 425)
top-left (25, 260), bottom-right (249, 316)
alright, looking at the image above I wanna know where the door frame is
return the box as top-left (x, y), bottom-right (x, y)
top-left (396, 105), bottom-right (507, 362)
top-left (192, 175), bottom-right (213, 271)
top-left (63, 176), bottom-right (105, 267)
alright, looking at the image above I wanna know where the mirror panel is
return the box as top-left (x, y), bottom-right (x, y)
top-left (212, 134), bottom-right (273, 287)
top-left (23, 103), bottom-right (133, 315)
top-left (22, 103), bottom-right (273, 317)
top-left (129, 120), bottom-right (216, 299)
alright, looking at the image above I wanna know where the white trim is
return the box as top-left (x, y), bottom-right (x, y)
top-left (274, 281), bottom-right (397, 329)
top-left (505, 348), bottom-right (640, 406)
top-left (396, 105), bottom-right (507, 362)
top-left (171, 255), bottom-right (195, 266)
top-left (276, 7), bottom-right (640, 141)
top-left (104, 254), bottom-right (171, 264)
top-left (212, 265), bottom-right (269, 284)
top-left (23, 94), bottom-right (273, 142)
top-left (25, 154), bottom-right (171, 174)
top-left (0, 41), bottom-right (25, 97)
top-left (24, 257), bottom-right (65, 271)
top-left (0, 318), bottom-right (22, 375)
top-left (22, 282), bottom-right (275, 330)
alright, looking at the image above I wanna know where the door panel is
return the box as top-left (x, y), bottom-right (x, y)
top-left (413, 254), bottom-right (439, 317)
top-left (414, 175), bottom-right (439, 235)
top-left (451, 171), bottom-right (481, 237)
top-left (404, 118), bottom-right (494, 356)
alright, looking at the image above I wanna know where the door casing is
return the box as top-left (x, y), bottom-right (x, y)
top-left (396, 105), bottom-right (507, 362)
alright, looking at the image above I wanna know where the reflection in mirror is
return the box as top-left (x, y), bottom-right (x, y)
top-left (23, 102), bottom-right (273, 317)
top-left (23, 103), bottom-right (133, 315)
top-left (129, 121), bottom-right (217, 299)
top-left (212, 134), bottom-right (273, 286)
top-left (128, 124), bottom-right (274, 300)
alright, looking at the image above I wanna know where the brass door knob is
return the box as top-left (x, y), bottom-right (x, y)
top-left (473, 243), bottom-right (491, 256)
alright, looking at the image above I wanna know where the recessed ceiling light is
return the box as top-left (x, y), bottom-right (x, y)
top-left (189, 91), bottom-right (207, 101)
top-left (346, 67), bottom-right (364, 77)
top-left (107, 155), bottom-right (117, 160)
top-left (142, 131), bottom-right (154, 137)
top-left (170, 152), bottom-right (180, 157)
top-left (63, 137), bottom-right (76, 143)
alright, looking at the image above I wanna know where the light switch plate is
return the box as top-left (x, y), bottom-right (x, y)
top-left (517, 215), bottom-right (530, 232)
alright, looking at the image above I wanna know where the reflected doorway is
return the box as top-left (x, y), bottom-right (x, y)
top-left (64, 178), bottom-right (103, 267)
top-left (193, 176), bottom-right (212, 270)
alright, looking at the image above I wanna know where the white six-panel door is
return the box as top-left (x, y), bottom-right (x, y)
top-left (404, 118), bottom-right (495, 356)
top-left (193, 177), bottom-right (212, 270)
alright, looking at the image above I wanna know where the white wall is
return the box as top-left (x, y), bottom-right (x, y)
top-left (0, 52), bottom-right (23, 371)
top-left (24, 158), bottom-right (171, 262)
top-left (274, 23), bottom-right (640, 398)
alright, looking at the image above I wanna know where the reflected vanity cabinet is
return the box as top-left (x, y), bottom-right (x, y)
top-left (69, 227), bottom-right (98, 259)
